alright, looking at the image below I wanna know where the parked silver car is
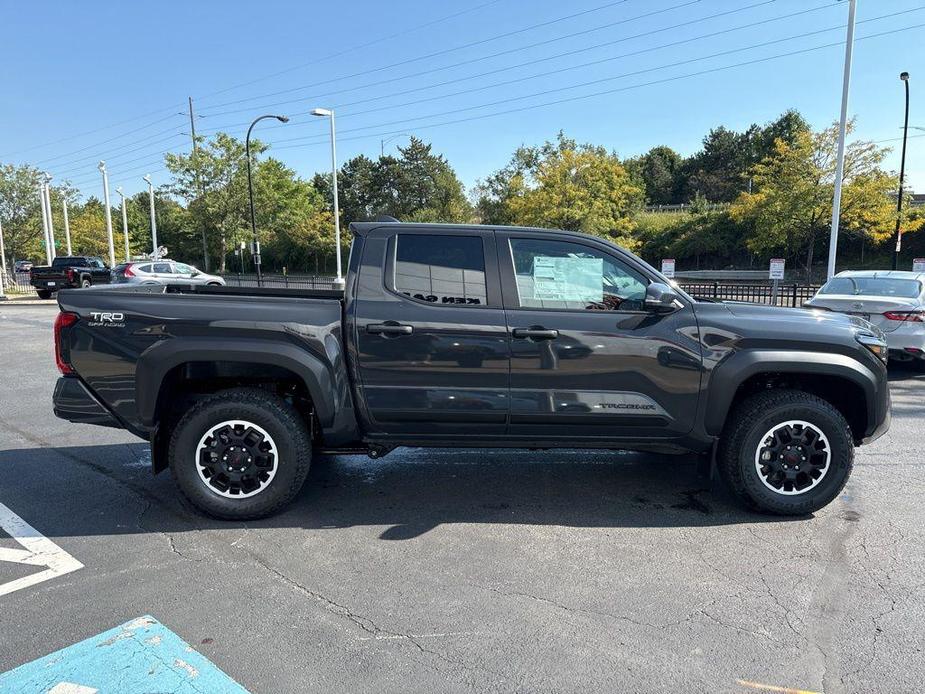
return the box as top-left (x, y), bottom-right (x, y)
top-left (805, 270), bottom-right (925, 368)
top-left (111, 260), bottom-right (225, 287)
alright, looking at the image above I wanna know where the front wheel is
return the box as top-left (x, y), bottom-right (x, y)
top-left (718, 389), bottom-right (853, 516)
top-left (168, 388), bottom-right (312, 519)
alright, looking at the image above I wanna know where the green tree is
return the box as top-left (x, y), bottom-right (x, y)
top-left (624, 146), bottom-right (683, 205)
top-left (730, 121), bottom-right (898, 276)
top-left (0, 163), bottom-right (48, 267)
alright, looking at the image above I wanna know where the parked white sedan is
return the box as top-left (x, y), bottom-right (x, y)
top-left (805, 270), bottom-right (925, 368)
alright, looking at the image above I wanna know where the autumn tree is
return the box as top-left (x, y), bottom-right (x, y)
top-left (730, 121), bottom-right (898, 276)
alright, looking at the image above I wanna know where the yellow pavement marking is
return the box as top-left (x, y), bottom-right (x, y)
top-left (736, 679), bottom-right (822, 694)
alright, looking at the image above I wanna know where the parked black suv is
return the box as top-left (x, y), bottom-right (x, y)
top-left (51, 223), bottom-right (890, 519)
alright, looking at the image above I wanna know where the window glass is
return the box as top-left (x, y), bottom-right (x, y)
top-left (153, 263), bottom-right (172, 274)
top-left (136, 264), bottom-right (152, 273)
top-left (394, 234), bottom-right (487, 306)
top-left (819, 277), bottom-right (921, 298)
top-left (509, 238), bottom-right (648, 311)
top-left (174, 263), bottom-right (195, 274)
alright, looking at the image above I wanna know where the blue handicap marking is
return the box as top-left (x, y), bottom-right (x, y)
top-left (0, 615), bottom-right (250, 693)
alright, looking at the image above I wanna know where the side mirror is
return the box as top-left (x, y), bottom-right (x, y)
top-left (644, 282), bottom-right (680, 313)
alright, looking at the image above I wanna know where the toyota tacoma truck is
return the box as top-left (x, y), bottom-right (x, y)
top-left (31, 255), bottom-right (111, 299)
top-left (51, 222), bottom-right (891, 519)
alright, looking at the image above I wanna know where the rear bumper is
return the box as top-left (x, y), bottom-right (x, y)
top-left (53, 376), bottom-right (121, 428)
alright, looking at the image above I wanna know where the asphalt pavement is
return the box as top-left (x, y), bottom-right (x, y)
top-left (1, 304), bottom-right (923, 693)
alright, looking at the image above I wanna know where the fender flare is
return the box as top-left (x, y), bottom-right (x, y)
top-left (703, 350), bottom-right (879, 436)
top-left (135, 338), bottom-right (336, 428)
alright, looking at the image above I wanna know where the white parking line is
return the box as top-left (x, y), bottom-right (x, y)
top-left (0, 501), bottom-right (84, 597)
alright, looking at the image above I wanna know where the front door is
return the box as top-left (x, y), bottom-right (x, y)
top-left (498, 232), bottom-right (703, 441)
top-left (353, 227), bottom-right (510, 438)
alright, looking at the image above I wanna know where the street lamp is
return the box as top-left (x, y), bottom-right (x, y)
top-left (311, 107), bottom-right (344, 291)
top-left (245, 114), bottom-right (289, 286)
top-left (142, 175), bottom-right (158, 260)
top-left (892, 71), bottom-right (911, 270)
top-left (38, 182), bottom-right (51, 264)
top-left (98, 162), bottom-right (116, 267)
top-left (116, 187), bottom-right (130, 262)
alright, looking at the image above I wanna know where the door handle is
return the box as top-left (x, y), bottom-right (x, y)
top-left (512, 328), bottom-right (559, 340)
top-left (367, 322), bottom-right (414, 336)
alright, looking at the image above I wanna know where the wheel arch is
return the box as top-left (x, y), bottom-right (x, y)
top-left (705, 350), bottom-right (879, 442)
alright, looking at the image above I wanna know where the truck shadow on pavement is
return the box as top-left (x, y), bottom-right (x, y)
top-left (0, 443), bottom-right (801, 542)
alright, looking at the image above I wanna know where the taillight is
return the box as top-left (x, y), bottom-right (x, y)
top-left (124, 264), bottom-right (135, 278)
top-left (54, 311), bottom-right (79, 374)
top-left (883, 311), bottom-right (925, 322)
top-left (66, 268), bottom-right (76, 283)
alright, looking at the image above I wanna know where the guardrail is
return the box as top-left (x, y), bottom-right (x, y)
top-left (679, 281), bottom-right (820, 308)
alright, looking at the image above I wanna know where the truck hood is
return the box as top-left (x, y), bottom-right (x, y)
top-left (721, 302), bottom-right (880, 335)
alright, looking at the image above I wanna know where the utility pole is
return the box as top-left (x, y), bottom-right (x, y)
top-left (826, 0), bottom-right (857, 280)
top-left (892, 72), bottom-right (911, 270)
top-left (62, 199), bottom-right (72, 255)
top-left (39, 184), bottom-right (51, 264)
top-left (188, 96), bottom-right (210, 272)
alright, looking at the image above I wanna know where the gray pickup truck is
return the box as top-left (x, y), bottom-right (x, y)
top-left (52, 222), bottom-right (891, 519)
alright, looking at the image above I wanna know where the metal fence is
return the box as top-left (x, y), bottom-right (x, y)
top-left (2, 272), bottom-right (38, 296)
top-left (679, 282), bottom-right (821, 308)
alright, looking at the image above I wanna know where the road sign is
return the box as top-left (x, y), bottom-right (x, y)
top-left (914, 258), bottom-right (925, 273)
top-left (660, 259), bottom-right (676, 278)
top-left (769, 258), bottom-right (785, 280)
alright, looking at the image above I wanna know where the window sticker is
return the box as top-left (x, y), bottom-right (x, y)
top-left (531, 256), bottom-right (603, 302)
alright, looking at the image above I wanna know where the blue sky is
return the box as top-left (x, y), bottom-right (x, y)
top-left (3, 0), bottom-right (924, 199)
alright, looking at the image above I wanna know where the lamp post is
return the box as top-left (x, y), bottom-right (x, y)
top-left (826, 0), bottom-right (857, 280)
top-left (116, 187), bottom-right (130, 262)
top-left (38, 183), bottom-right (51, 264)
top-left (142, 175), bottom-right (158, 260)
top-left (62, 199), bottom-right (72, 256)
top-left (98, 162), bottom-right (116, 267)
top-left (311, 107), bottom-right (344, 290)
top-left (892, 72), bottom-right (911, 270)
top-left (245, 114), bottom-right (289, 286)
top-left (43, 174), bottom-right (56, 261)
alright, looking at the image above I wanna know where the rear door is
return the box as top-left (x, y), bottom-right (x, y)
top-left (498, 231), bottom-right (703, 441)
top-left (352, 227), bottom-right (510, 437)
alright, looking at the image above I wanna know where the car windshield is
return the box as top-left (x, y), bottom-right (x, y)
top-left (819, 277), bottom-right (922, 298)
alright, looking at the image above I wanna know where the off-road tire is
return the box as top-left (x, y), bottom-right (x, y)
top-left (168, 387), bottom-right (312, 519)
top-left (718, 389), bottom-right (853, 516)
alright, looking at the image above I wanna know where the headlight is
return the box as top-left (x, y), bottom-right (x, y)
top-left (856, 333), bottom-right (888, 363)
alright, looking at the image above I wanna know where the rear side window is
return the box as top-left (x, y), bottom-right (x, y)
top-left (393, 234), bottom-right (487, 306)
top-left (153, 263), bottom-right (172, 273)
top-left (135, 264), bottom-right (153, 273)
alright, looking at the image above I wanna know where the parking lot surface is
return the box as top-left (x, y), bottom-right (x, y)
top-left (1, 304), bottom-right (923, 693)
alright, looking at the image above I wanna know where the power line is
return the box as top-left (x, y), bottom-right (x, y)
top-left (265, 23), bottom-right (925, 155)
top-left (197, 0), bottom-right (639, 112)
top-left (45, 126), bottom-right (187, 173)
top-left (264, 9), bottom-right (925, 148)
top-left (196, 0), bottom-right (510, 101)
top-left (54, 133), bottom-right (186, 178)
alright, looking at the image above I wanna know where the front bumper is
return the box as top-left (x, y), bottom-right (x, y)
top-left (53, 376), bottom-right (121, 428)
top-left (860, 375), bottom-right (891, 445)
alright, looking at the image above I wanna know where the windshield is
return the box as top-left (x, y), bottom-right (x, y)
top-left (819, 277), bottom-right (922, 299)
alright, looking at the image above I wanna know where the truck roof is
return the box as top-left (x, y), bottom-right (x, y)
top-left (349, 220), bottom-right (598, 240)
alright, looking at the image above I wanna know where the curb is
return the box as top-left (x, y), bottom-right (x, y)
top-left (0, 299), bottom-right (58, 307)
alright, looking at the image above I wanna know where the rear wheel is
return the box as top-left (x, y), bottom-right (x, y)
top-left (168, 388), bottom-right (312, 519)
top-left (80, 278), bottom-right (91, 288)
top-left (718, 389), bottom-right (853, 515)
top-left (36, 290), bottom-right (52, 299)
